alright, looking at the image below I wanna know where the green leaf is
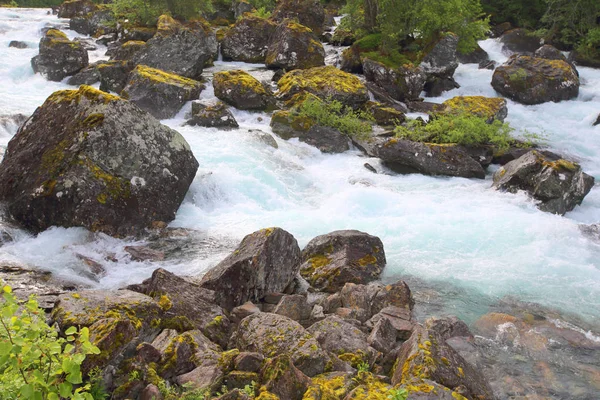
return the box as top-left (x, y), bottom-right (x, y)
top-left (59, 382), bottom-right (73, 398)
top-left (65, 326), bottom-right (77, 335)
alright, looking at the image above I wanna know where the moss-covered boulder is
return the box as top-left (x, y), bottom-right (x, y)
top-left (343, 372), bottom-right (395, 399)
top-left (70, 8), bottom-right (116, 37)
top-left (493, 150), bottom-right (594, 215)
top-left (187, 101), bottom-right (239, 129)
top-left (260, 354), bottom-right (312, 400)
top-left (331, 29), bottom-right (355, 46)
top-left (213, 70), bottom-right (275, 111)
top-left (441, 96), bottom-right (508, 123)
top-left (491, 55), bottom-right (579, 105)
top-left (299, 230), bottom-right (386, 293)
top-left (272, 0), bottom-right (325, 34)
top-left (0, 86), bottom-right (199, 236)
top-left (57, 0), bottom-right (97, 18)
top-left (221, 16), bottom-right (277, 63)
top-left (110, 40), bottom-right (147, 61)
top-left (133, 16), bottom-right (217, 79)
top-left (200, 228), bottom-right (302, 310)
top-left (97, 60), bottom-right (134, 93)
top-left (365, 101), bottom-right (406, 127)
top-left (303, 372), bottom-right (354, 399)
top-left (122, 65), bottom-right (203, 119)
top-left (120, 26), bottom-right (156, 42)
top-left (266, 21), bottom-right (325, 70)
top-left (31, 29), bottom-right (88, 82)
top-left (230, 313), bottom-right (329, 377)
top-left (363, 59), bottom-right (426, 102)
top-left (277, 66), bottom-right (369, 108)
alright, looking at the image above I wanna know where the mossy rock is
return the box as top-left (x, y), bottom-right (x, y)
top-left (365, 101), bottom-right (406, 127)
top-left (260, 354), bottom-right (312, 400)
top-left (302, 372), bottom-right (354, 399)
top-left (441, 96), bottom-right (508, 123)
top-left (272, 0), bottom-right (325, 34)
top-left (31, 29), bottom-right (88, 82)
top-left (265, 20), bottom-right (325, 70)
top-left (97, 60), bottom-right (133, 93)
top-left (213, 70), bottom-right (275, 111)
top-left (222, 15), bottom-right (277, 63)
top-left (110, 40), bottom-right (147, 61)
top-left (362, 59), bottom-right (426, 102)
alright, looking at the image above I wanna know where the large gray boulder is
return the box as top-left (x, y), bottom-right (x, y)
top-left (491, 55), bottom-right (579, 105)
top-left (31, 29), bottom-right (88, 82)
top-left (0, 85), bottom-right (199, 236)
top-left (420, 33), bottom-right (460, 97)
top-left (500, 28), bottom-right (542, 54)
top-left (221, 16), bottom-right (276, 63)
top-left (265, 20), bottom-right (325, 70)
top-left (57, 0), bottom-right (97, 18)
top-left (362, 59), bottom-right (426, 102)
top-left (299, 230), bottom-right (386, 293)
top-left (69, 8), bottom-right (116, 36)
top-left (200, 228), bottom-right (302, 310)
top-left (133, 16), bottom-right (217, 79)
top-left (271, 0), bottom-right (325, 34)
top-left (493, 151), bottom-right (594, 215)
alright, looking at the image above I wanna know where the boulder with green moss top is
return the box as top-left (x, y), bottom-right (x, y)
top-left (31, 29), bottom-right (89, 82)
top-left (57, 0), bottom-right (97, 18)
top-left (365, 102), bottom-right (406, 127)
top-left (213, 70), bottom-right (275, 111)
top-left (303, 371), bottom-right (354, 399)
top-left (500, 28), bottom-right (542, 54)
top-left (265, 21), bottom-right (325, 70)
top-left (122, 65), bottom-right (203, 119)
top-left (133, 17), bottom-right (217, 79)
top-left (221, 15), bottom-right (277, 63)
top-left (97, 60), bottom-right (133, 93)
top-left (188, 101), bottom-right (239, 129)
top-left (120, 26), bottom-right (156, 42)
top-left (331, 29), bottom-right (355, 46)
top-left (363, 59), bottom-right (426, 102)
top-left (230, 312), bottom-right (329, 377)
top-left (110, 40), bottom-right (147, 61)
top-left (260, 354), bottom-right (312, 400)
top-left (0, 85), bottom-right (199, 236)
top-left (493, 150), bottom-right (594, 215)
top-left (343, 371), bottom-right (394, 399)
top-left (200, 227), bottom-right (302, 310)
top-left (373, 138), bottom-right (486, 179)
top-left (440, 96), bottom-right (508, 123)
top-left (70, 8), bottom-right (116, 37)
top-left (272, 0), bottom-right (325, 34)
top-left (299, 230), bottom-right (386, 293)
top-left (270, 110), bottom-right (350, 154)
top-left (491, 55), bottom-right (579, 104)
top-left (392, 317), bottom-right (495, 400)
top-left (277, 66), bottom-right (369, 108)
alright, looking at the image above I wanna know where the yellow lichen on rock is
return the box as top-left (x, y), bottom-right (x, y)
top-left (133, 64), bottom-right (200, 87)
top-left (214, 70), bottom-right (268, 95)
top-left (442, 96), bottom-right (506, 120)
top-left (277, 66), bottom-right (367, 99)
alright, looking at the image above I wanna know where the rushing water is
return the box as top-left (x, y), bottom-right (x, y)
top-left (1, 6), bottom-right (600, 374)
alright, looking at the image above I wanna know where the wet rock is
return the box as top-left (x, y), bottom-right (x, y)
top-left (187, 101), bottom-right (239, 129)
top-left (420, 33), bottom-right (459, 96)
top-left (300, 230), bottom-right (386, 293)
top-left (67, 62), bottom-right (101, 86)
top-left (221, 15), bottom-right (276, 63)
top-left (363, 58), bottom-right (426, 102)
top-left (213, 70), bottom-right (274, 111)
top-left (331, 28), bottom-right (355, 46)
top-left (70, 8), bottom-right (115, 36)
top-left (274, 294), bottom-right (312, 322)
top-left (230, 312), bottom-right (329, 377)
top-left (122, 65), bottom-right (203, 119)
top-left (110, 40), bottom-right (147, 61)
top-left (8, 40), bottom-right (28, 49)
top-left (492, 55), bottom-right (579, 105)
top-left (57, 0), bottom-right (97, 18)
top-left (265, 20), bottom-right (325, 70)
top-left (260, 354), bottom-right (312, 400)
top-left (200, 227), bottom-right (302, 310)
top-left (440, 96), bottom-right (508, 123)
top-left (493, 150), bottom-right (594, 215)
top-left (457, 43), bottom-right (489, 64)
top-left (535, 44), bottom-right (568, 62)
top-left (423, 77), bottom-right (460, 97)
top-left (392, 317), bottom-right (495, 400)
top-left (490, 22), bottom-right (512, 38)
top-left (374, 138), bottom-right (486, 179)
top-left (0, 86), bottom-right (199, 236)
top-left (367, 317), bottom-right (397, 355)
top-left (594, 113), bottom-right (600, 126)
top-left (98, 60), bottom-right (133, 93)
top-left (340, 47), bottom-right (363, 74)
top-left (272, 0), bottom-right (325, 34)
top-left (133, 16), bottom-right (217, 79)
top-left (500, 28), bottom-right (542, 54)
top-left (31, 29), bottom-right (88, 82)
top-left (277, 66), bottom-right (369, 108)
top-left (125, 246), bottom-right (165, 261)
top-left (479, 59), bottom-right (496, 70)
top-left (235, 352), bottom-right (264, 372)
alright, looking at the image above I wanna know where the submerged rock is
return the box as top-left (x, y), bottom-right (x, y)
top-left (213, 70), bottom-right (274, 111)
top-left (265, 21), bottom-right (325, 70)
top-left (0, 85), bottom-right (199, 236)
top-left (221, 15), bottom-right (276, 63)
top-left (122, 65), bottom-right (203, 119)
top-left (187, 101), bottom-right (239, 129)
top-left (8, 40), bottom-right (28, 49)
top-left (492, 150), bottom-right (594, 215)
top-left (31, 29), bottom-right (88, 82)
top-left (491, 55), bottom-right (579, 105)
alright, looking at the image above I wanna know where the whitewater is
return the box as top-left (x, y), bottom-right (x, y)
top-left (0, 6), bottom-right (599, 337)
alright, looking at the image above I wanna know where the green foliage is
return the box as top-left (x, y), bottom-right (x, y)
top-left (110, 0), bottom-right (213, 25)
top-left (87, 368), bottom-right (109, 400)
top-left (9, 0), bottom-right (60, 7)
top-left (357, 361), bottom-right (371, 373)
top-left (394, 113), bottom-right (514, 151)
top-left (387, 388), bottom-right (409, 400)
top-left (541, 0), bottom-right (600, 49)
top-left (242, 381), bottom-right (257, 397)
top-left (247, 0), bottom-right (277, 12)
top-left (0, 285), bottom-right (101, 400)
top-left (251, 6), bottom-right (271, 19)
top-left (297, 98), bottom-right (374, 139)
top-left (481, 0), bottom-right (546, 29)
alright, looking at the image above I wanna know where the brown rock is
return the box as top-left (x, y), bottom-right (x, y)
top-left (260, 354), bottom-right (312, 400)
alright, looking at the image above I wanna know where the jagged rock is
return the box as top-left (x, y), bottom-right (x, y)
top-left (110, 40), bottom-right (147, 61)
top-left (363, 59), bottom-right (426, 102)
top-left (98, 60), bottom-right (133, 93)
top-left (308, 315), bottom-right (381, 366)
top-left (235, 352), bottom-right (264, 372)
top-left (67, 62), bottom-right (101, 85)
top-left (226, 370), bottom-right (259, 391)
top-left (457, 43), bottom-right (489, 64)
top-left (8, 40), bottom-right (28, 49)
top-left (424, 77), bottom-right (460, 97)
top-left (272, 0), bottom-right (325, 34)
top-left (367, 317), bottom-right (397, 355)
top-left (260, 354), bottom-right (312, 400)
top-left (57, 0), bottom-right (97, 18)
top-left (493, 150), bottom-right (594, 215)
top-left (176, 363), bottom-right (225, 392)
top-left (200, 228), bottom-right (302, 310)
top-left (31, 29), bottom-right (88, 82)
top-left (187, 101), bottom-right (239, 129)
top-left (133, 16), bottom-right (217, 79)
top-left (265, 21), bottom-right (325, 70)
top-left (365, 101), bottom-right (406, 126)
top-left (124, 246), bottom-right (165, 261)
top-left (300, 230), bottom-right (386, 293)
top-left (274, 294), bottom-right (312, 322)
top-left (594, 113), bottom-right (600, 127)
top-left (122, 65), bottom-right (203, 119)
top-left (373, 138), bottom-right (486, 179)
top-left (440, 96), bottom-right (508, 123)
top-left (230, 312), bottom-right (329, 377)
top-left (221, 15), bottom-right (276, 63)
top-left (70, 8), bottom-right (115, 36)
top-left (277, 66), bottom-right (369, 108)
top-left (232, 0), bottom-right (254, 19)
top-left (420, 33), bottom-right (459, 96)
top-left (500, 28), bottom-right (542, 54)
top-left (0, 86), bottom-right (199, 236)
top-left (479, 59), bottom-right (496, 70)
top-left (213, 70), bottom-right (274, 111)
top-left (491, 55), bottom-right (579, 105)
top-left (535, 44), bottom-right (567, 62)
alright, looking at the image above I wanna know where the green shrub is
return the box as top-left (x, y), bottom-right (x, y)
top-left (0, 285), bottom-right (101, 400)
top-left (394, 113), bottom-right (514, 151)
top-left (250, 6), bottom-right (271, 19)
top-left (297, 98), bottom-right (373, 139)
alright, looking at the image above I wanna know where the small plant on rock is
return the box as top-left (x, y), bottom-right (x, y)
top-left (297, 97), bottom-right (374, 139)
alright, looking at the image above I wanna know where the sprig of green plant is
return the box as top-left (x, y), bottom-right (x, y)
top-left (387, 387), bottom-right (409, 400)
